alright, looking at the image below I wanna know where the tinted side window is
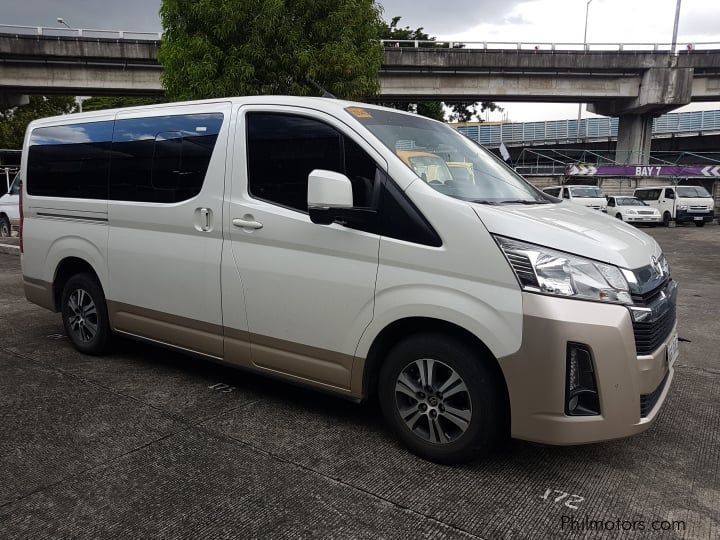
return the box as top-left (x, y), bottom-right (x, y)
top-left (664, 188), bottom-right (675, 199)
top-left (635, 191), bottom-right (646, 200)
top-left (562, 189), bottom-right (570, 199)
top-left (608, 198), bottom-right (615, 206)
top-left (27, 121), bottom-right (113, 199)
top-left (110, 113), bottom-right (223, 203)
top-left (247, 113), bottom-right (342, 212)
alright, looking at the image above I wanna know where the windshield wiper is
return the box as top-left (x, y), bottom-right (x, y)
top-left (496, 199), bottom-right (551, 205)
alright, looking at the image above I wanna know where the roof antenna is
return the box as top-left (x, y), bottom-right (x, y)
top-left (307, 78), bottom-right (337, 99)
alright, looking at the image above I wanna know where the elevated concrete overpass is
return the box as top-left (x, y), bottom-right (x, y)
top-left (2, 28), bottom-right (720, 163)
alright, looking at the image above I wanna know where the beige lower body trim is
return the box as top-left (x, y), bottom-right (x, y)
top-left (499, 292), bottom-right (673, 446)
top-left (108, 300), bottom-right (225, 358)
top-left (107, 300), bottom-right (362, 398)
top-left (23, 277), bottom-right (55, 312)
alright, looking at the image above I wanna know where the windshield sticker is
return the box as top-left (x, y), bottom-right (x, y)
top-left (346, 107), bottom-right (373, 119)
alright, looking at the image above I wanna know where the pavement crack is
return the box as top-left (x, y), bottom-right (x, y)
top-left (198, 428), bottom-right (485, 540)
top-left (0, 425), bottom-right (193, 510)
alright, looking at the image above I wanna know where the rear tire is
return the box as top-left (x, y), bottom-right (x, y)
top-left (378, 333), bottom-right (506, 464)
top-left (0, 215), bottom-right (10, 237)
top-left (61, 273), bottom-right (111, 355)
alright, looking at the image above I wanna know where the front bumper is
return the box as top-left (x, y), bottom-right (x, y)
top-left (625, 214), bottom-right (661, 223)
top-left (499, 293), bottom-right (675, 445)
top-left (676, 210), bottom-right (714, 223)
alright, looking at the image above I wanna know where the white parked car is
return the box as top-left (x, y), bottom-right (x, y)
top-left (0, 173), bottom-right (20, 237)
top-left (607, 196), bottom-right (661, 226)
top-left (634, 185), bottom-right (715, 227)
top-left (542, 185), bottom-right (608, 212)
top-left (19, 97), bottom-right (677, 463)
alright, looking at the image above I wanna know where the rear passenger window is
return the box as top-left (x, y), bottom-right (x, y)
top-left (27, 121), bottom-right (113, 199)
top-left (110, 113), bottom-right (223, 203)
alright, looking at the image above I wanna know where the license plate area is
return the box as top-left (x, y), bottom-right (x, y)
top-left (666, 332), bottom-right (679, 367)
top-left (693, 216), bottom-right (703, 221)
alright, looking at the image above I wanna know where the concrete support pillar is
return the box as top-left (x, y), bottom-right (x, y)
top-left (0, 93), bottom-right (30, 109)
top-left (615, 114), bottom-right (654, 165)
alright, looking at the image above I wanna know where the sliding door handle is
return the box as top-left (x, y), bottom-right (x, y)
top-left (233, 217), bottom-right (264, 230)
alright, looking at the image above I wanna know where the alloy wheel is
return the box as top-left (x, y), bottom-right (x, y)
top-left (394, 358), bottom-right (473, 444)
top-left (66, 288), bottom-right (98, 343)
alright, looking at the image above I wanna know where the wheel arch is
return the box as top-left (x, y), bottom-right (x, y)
top-left (360, 317), bottom-right (510, 419)
top-left (52, 256), bottom-right (105, 312)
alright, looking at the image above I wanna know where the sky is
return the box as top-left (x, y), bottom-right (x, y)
top-left (2, 0), bottom-right (719, 122)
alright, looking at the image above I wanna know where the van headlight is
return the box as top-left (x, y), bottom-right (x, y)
top-left (678, 205), bottom-right (688, 210)
top-left (495, 236), bottom-right (633, 305)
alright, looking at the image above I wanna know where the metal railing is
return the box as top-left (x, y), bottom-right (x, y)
top-left (380, 39), bottom-right (720, 52)
top-left (457, 109), bottom-right (720, 148)
top-left (1, 26), bottom-right (717, 50)
top-left (0, 24), bottom-right (162, 41)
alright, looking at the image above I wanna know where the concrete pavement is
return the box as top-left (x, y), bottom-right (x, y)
top-left (0, 226), bottom-right (718, 538)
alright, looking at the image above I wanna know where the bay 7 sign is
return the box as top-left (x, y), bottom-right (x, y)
top-left (566, 164), bottom-right (720, 177)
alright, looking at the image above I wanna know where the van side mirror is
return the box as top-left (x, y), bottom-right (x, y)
top-left (307, 169), bottom-right (376, 227)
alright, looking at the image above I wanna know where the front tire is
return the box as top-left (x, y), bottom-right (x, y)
top-left (663, 212), bottom-right (672, 227)
top-left (695, 221), bottom-right (705, 227)
top-left (0, 215), bottom-right (10, 237)
top-left (615, 213), bottom-right (623, 220)
top-left (378, 334), bottom-right (506, 464)
top-left (61, 273), bottom-right (111, 355)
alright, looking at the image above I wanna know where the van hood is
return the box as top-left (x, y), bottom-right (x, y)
top-left (571, 197), bottom-right (607, 208)
top-left (472, 201), bottom-right (662, 270)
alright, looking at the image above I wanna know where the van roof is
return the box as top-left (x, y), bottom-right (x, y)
top-left (26, 96), bottom-right (426, 128)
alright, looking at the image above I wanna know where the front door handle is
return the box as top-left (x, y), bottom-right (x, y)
top-left (233, 217), bottom-right (264, 230)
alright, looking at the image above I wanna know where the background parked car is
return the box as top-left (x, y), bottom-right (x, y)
top-left (0, 173), bottom-right (20, 237)
top-left (607, 196), bottom-right (661, 226)
top-left (542, 185), bottom-right (608, 212)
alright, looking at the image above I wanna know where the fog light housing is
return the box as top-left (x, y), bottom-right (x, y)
top-left (565, 343), bottom-right (600, 416)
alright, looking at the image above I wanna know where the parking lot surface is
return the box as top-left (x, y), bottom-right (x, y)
top-left (0, 226), bottom-right (718, 539)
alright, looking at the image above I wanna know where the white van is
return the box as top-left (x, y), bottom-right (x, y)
top-left (20, 97), bottom-right (677, 463)
top-left (0, 173), bottom-right (20, 237)
top-left (542, 185), bottom-right (608, 212)
top-left (634, 185), bottom-right (715, 227)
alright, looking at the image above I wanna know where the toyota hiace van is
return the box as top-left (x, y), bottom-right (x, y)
top-left (20, 97), bottom-right (678, 463)
top-left (542, 185), bottom-right (608, 212)
top-left (634, 185), bottom-right (715, 226)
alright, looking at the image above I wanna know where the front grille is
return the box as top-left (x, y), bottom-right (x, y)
top-left (640, 371), bottom-right (669, 417)
top-left (637, 210), bottom-right (655, 215)
top-left (632, 301), bottom-right (676, 356)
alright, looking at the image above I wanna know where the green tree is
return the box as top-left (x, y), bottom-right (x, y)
top-left (448, 101), bottom-right (503, 123)
top-left (158, 0), bottom-right (384, 101)
top-left (0, 96), bottom-right (76, 149)
top-left (81, 96), bottom-right (165, 112)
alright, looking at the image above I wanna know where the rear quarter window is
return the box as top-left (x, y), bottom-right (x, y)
top-left (27, 121), bottom-right (113, 199)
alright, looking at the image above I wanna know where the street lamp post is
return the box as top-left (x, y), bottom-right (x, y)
top-left (671, 0), bottom-right (682, 54)
top-left (577, 0), bottom-right (592, 141)
top-left (56, 17), bottom-right (74, 31)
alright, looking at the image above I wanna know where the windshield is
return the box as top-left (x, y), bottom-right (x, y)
top-left (617, 197), bottom-right (647, 206)
top-left (346, 106), bottom-right (549, 204)
top-left (569, 186), bottom-right (603, 198)
top-left (676, 186), bottom-right (711, 198)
